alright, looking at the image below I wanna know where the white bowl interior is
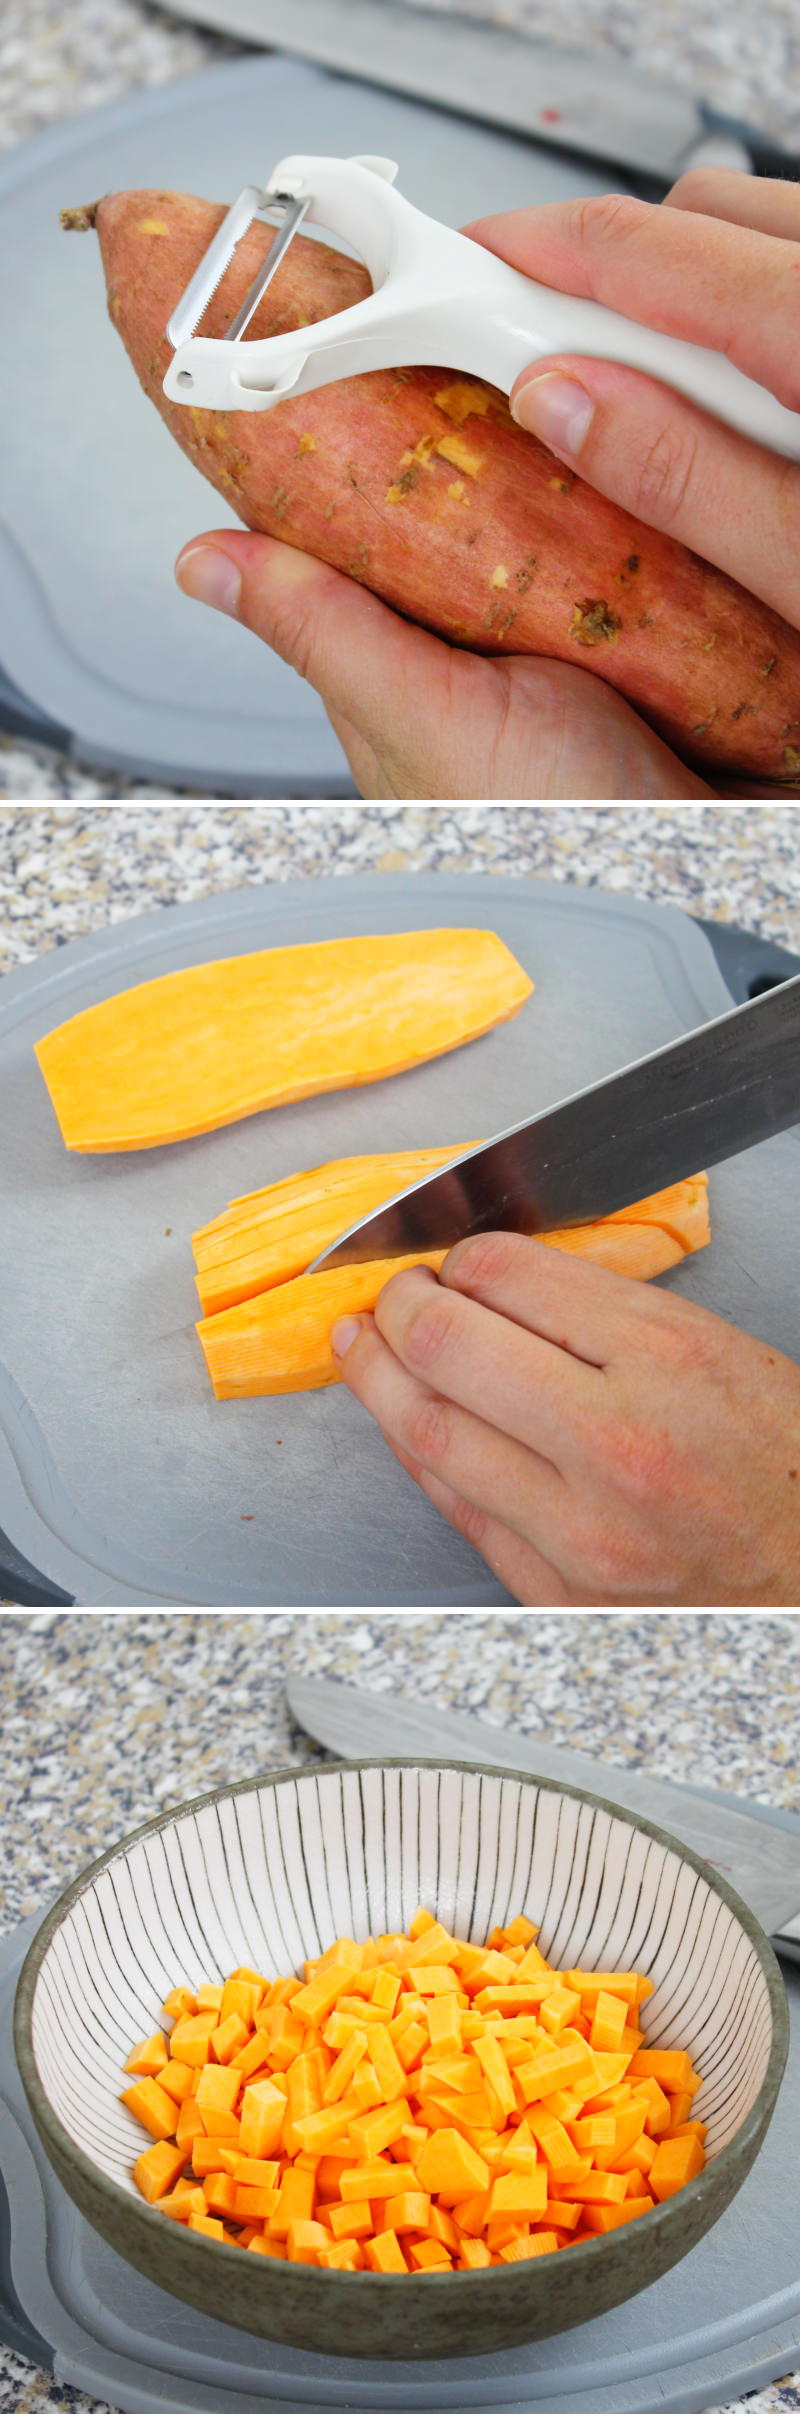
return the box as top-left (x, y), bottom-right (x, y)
top-left (30, 1768), bottom-right (774, 2195)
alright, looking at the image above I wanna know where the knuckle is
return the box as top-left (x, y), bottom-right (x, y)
top-left (632, 419), bottom-right (699, 530)
top-left (602, 1416), bottom-right (678, 1501)
top-left (566, 191), bottom-right (648, 263)
top-left (638, 1298), bottom-right (724, 1378)
top-left (407, 1392), bottom-right (453, 1466)
top-left (402, 1297), bottom-right (457, 1376)
top-left (263, 590), bottom-right (318, 682)
top-left (450, 1494), bottom-right (490, 1552)
top-left (580, 1506), bottom-right (660, 1599)
top-left (445, 1228), bottom-right (517, 1291)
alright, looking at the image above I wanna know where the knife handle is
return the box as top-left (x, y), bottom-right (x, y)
top-left (697, 917), bottom-right (800, 1007)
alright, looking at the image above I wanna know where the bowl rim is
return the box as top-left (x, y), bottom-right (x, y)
top-left (14, 1755), bottom-right (790, 2297)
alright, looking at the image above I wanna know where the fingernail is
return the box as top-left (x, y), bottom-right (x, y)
top-left (331, 1316), bottom-right (362, 1358)
top-left (175, 543), bottom-right (242, 616)
top-left (511, 373), bottom-right (595, 458)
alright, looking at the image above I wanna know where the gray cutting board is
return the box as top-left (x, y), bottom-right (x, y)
top-left (1, 872), bottom-right (799, 1608)
top-left (0, 55), bottom-right (637, 793)
top-left (1, 1902), bottom-right (799, 2414)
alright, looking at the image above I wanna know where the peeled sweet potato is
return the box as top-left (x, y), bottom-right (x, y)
top-left (194, 1157), bottom-right (710, 1397)
top-left (74, 189), bottom-right (800, 784)
top-left (34, 929), bottom-right (531, 1151)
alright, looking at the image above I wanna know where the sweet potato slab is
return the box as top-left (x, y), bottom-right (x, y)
top-left (34, 928), bottom-right (531, 1151)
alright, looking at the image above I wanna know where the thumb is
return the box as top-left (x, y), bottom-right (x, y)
top-left (508, 353), bottom-right (794, 621)
top-left (175, 529), bottom-right (451, 772)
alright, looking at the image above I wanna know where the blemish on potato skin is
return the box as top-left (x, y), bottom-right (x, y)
top-left (136, 217), bottom-right (169, 236)
top-left (490, 565), bottom-right (509, 590)
top-left (297, 433), bottom-right (317, 454)
top-left (570, 600), bottom-right (621, 647)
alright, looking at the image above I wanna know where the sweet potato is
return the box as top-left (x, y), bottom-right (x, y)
top-left (193, 1161), bottom-right (710, 1396)
top-left (71, 188), bottom-right (800, 783)
top-left (34, 929), bottom-right (531, 1151)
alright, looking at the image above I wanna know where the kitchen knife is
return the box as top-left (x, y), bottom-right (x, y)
top-left (308, 972), bottom-right (800, 1272)
top-left (286, 1673), bottom-right (800, 1952)
top-left (158, 0), bottom-right (799, 186)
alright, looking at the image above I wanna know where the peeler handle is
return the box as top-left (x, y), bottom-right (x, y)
top-left (442, 254), bottom-right (800, 461)
top-left (165, 155), bottom-right (800, 461)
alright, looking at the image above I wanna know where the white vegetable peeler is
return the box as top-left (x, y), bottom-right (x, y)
top-left (164, 153), bottom-right (800, 459)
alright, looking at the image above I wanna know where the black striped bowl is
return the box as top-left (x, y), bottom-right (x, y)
top-left (14, 1761), bottom-right (788, 2362)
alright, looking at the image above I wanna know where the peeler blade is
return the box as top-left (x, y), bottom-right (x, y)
top-left (226, 194), bottom-right (310, 341)
top-left (166, 185), bottom-right (308, 352)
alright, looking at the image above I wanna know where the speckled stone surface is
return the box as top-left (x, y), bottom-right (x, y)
top-left (2, 802), bottom-right (800, 977)
top-left (2, 0), bottom-right (799, 798)
top-left (0, 1610), bottom-right (799, 2412)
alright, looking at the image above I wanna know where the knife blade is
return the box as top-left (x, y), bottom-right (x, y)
top-left (285, 1672), bottom-right (800, 1950)
top-left (308, 973), bottom-right (800, 1272)
top-left (159, 0), bottom-right (799, 186)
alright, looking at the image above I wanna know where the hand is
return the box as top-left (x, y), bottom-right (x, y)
top-left (330, 1236), bottom-right (800, 1606)
top-left (474, 168), bottom-right (800, 636)
top-left (174, 529), bottom-right (710, 800)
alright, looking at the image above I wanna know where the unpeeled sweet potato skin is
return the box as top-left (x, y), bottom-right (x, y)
top-left (92, 190), bottom-right (800, 784)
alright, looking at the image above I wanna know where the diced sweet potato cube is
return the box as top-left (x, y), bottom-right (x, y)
top-left (169, 2013), bottom-right (218, 2067)
top-left (158, 2060), bottom-right (195, 2106)
top-left (210, 2013), bottom-right (249, 2065)
top-left (499, 2231), bottom-right (560, 2260)
top-left (175, 2100), bottom-right (205, 2148)
top-left (269, 2167), bottom-right (316, 2237)
top-left (134, 2140), bottom-right (187, 2202)
top-left (287, 2218), bottom-right (330, 2264)
top-left (203, 2173), bottom-right (238, 2218)
top-left (340, 2161), bottom-right (412, 2202)
top-left (233, 2183), bottom-right (281, 2220)
top-left (122, 2079), bottom-right (179, 2143)
top-left (376, 2191), bottom-right (431, 2235)
top-left (407, 2239), bottom-right (452, 2270)
top-left (415, 2130), bottom-right (490, 2203)
top-left (583, 2200), bottom-right (650, 2232)
top-left (649, 2134), bottom-right (705, 2200)
top-left (628, 2049), bottom-right (698, 2093)
top-left (239, 2080), bottom-right (287, 2159)
top-left (163, 1988), bottom-right (195, 2021)
top-left (319, 2239), bottom-right (365, 2269)
top-left (589, 1992), bottom-right (629, 2054)
top-left (125, 2033), bottom-right (169, 2078)
top-left (348, 2100), bottom-right (409, 2159)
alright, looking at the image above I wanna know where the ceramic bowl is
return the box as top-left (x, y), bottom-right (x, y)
top-left (15, 1760), bottom-right (788, 2362)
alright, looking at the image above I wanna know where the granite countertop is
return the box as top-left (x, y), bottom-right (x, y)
top-left (2, 801), bottom-right (800, 975)
top-left (1, 1608), bottom-right (799, 2414)
top-left (2, 0), bottom-right (799, 798)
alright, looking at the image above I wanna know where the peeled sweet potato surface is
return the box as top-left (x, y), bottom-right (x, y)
top-left (34, 928), bottom-right (532, 1152)
top-left (90, 189), bottom-right (800, 784)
